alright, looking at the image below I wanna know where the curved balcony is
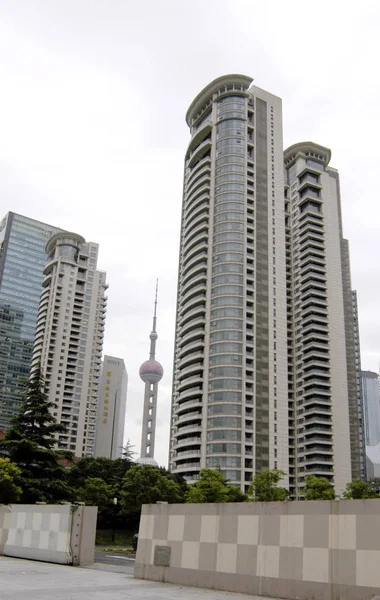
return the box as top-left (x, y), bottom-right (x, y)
top-left (183, 241), bottom-right (209, 265)
top-left (178, 339), bottom-right (205, 361)
top-left (179, 296), bottom-right (206, 319)
top-left (179, 316), bottom-right (206, 339)
top-left (178, 362), bottom-right (203, 380)
top-left (185, 193), bottom-right (210, 219)
top-left (175, 449), bottom-right (202, 460)
top-left (176, 385), bottom-right (203, 402)
top-left (183, 214), bottom-right (209, 241)
top-left (179, 351), bottom-right (205, 371)
top-left (176, 408), bottom-right (202, 424)
top-left (177, 375), bottom-right (204, 393)
top-left (186, 122), bottom-right (213, 156)
top-left (180, 283), bottom-right (207, 307)
top-left (184, 204), bottom-right (209, 232)
top-left (181, 252), bottom-right (208, 277)
top-left (173, 436), bottom-right (202, 449)
top-left (186, 167), bottom-right (211, 197)
top-left (173, 462), bottom-right (201, 473)
top-left (188, 139), bottom-right (212, 168)
top-left (181, 272), bottom-right (207, 297)
top-left (179, 304), bottom-right (206, 327)
top-left (178, 326), bottom-right (205, 347)
top-left (176, 399), bottom-right (203, 415)
top-left (183, 229), bottom-right (208, 256)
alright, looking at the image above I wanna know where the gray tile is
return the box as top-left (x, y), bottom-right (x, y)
top-left (135, 538), bottom-right (152, 564)
top-left (199, 542), bottom-right (217, 571)
top-left (260, 514), bottom-right (280, 546)
top-left (31, 530), bottom-right (41, 548)
top-left (183, 514), bottom-right (201, 542)
top-left (279, 546), bottom-right (303, 580)
top-left (330, 549), bottom-right (356, 585)
top-left (218, 515), bottom-right (238, 543)
top-left (236, 544), bottom-right (257, 576)
top-left (40, 513), bottom-right (51, 532)
top-left (356, 514), bottom-right (380, 550)
top-left (24, 513), bottom-right (33, 530)
top-left (168, 540), bottom-right (183, 568)
top-left (304, 514), bottom-right (329, 548)
top-left (48, 531), bottom-right (58, 551)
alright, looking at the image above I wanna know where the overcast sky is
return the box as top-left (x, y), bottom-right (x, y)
top-left (0, 0), bottom-right (379, 467)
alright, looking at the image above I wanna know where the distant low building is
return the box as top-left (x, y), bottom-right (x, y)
top-left (94, 356), bottom-right (128, 459)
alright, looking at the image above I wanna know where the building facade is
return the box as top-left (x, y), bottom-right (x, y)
top-left (169, 74), bottom-right (289, 491)
top-left (284, 142), bottom-right (363, 496)
top-left (0, 212), bottom-right (60, 429)
top-left (94, 355), bottom-right (128, 459)
top-left (169, 74), bottom-right (362, 497)
top-left (31, 231), bottom-right (108, 457)
top-left (361, 370), bottom-right (380, 447)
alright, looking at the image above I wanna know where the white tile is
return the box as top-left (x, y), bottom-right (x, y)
top-left (200, 515), bottom-right (219, 543)
top-left (167, 515), bottom-right (185, 541)
top-left (216, 543), bottom-right (237, 573)
top-left (237, 515), bottom-right (258, 545)
top-left (57, 531), bottom-right (70, 551)
top-left (329, 514), bottom-right (356, 549)
top-left (16, 512), bottom-right (26, 529)
top-left (280, 515), bottom-right (304, 547)
top-left (181, 541), bottom-right (200, 569)
top-left (22, 529), bottom-right (32, 548)
top-left (50, 513), bottom-right (60, 532)
top-left (139, 514), bottom-right (154, 540)
top-left (357, 550), bottom-right (380, 587)
top-left (257, 545), bottom-right (279, 578)
top-left (303, 547), bottom-right (329, 583)
top-left (39, 531), bottom-right (49, 550)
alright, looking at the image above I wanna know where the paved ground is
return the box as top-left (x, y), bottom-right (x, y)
top-left (0, 555), bottom-right (279, 600)
top-left (95, 550), bottom-right (136, 567)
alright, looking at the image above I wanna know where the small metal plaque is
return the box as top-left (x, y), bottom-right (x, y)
top-left (154, 545), bottom-right (171, 567)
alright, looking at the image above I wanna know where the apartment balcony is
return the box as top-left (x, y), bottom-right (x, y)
top-left (179, 351), bottom-right (204, 371)
top-left (188, 139), bottom-right (212, 168)
top-left (176, 386), bottom-right (203, 403)
top-left (176, 399), bottom-right (203, 416)
top-left (173, 461), bottom-right (201, 473)
top-left (178, 327), bottom-right (205, 348)
top-left (175, 422), bottom-right (202, 434)
top-left (185, 173), bottom-right (211, 204)
top-left (180, 316), bottom-right (206, 339)
top-left (179, 294), bottom-right (206, 317)
top-left (183, 233), bottom-right (208, 261)
top-left (175, 449), bottom-right (201, 459)
top-left (172, 436), bottom-right (202, 449)
top-left (181, 253), bottom-right (208, 278)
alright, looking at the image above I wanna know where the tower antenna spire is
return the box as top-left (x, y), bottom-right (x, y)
top-left (152, 278), bottom-right (158, 334)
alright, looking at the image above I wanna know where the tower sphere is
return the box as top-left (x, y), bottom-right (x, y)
top-left (139, 360), bottom-right (163, 384)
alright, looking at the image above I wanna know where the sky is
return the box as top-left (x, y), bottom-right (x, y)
top-left (0, 0), bottom-right (379, 467)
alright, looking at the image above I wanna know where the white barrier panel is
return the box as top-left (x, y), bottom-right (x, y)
top-left (0, 504), bottom-right (97, 565)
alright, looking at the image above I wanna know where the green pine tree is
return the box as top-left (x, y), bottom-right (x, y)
top-left (0, 367), bottom-right (73, 503)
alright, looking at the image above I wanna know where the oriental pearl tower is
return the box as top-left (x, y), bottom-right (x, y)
top-left (137, 280), bottom-right (163, 466)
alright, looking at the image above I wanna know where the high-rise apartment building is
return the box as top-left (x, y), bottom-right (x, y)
top-left (32, 231), bottom-right (108, 457)
top-left (361, 371), bottom-right (380, 447)
top-left (169, 74), bottom-right (362, 497)
top-left (284, 142), bottom-right (363, 495)
top-left (94, 355), bottom-right (128, 459)
top-left (169, 74), bottom-right (289, 491)
top-left (0, 212), bottom-right (60, 429)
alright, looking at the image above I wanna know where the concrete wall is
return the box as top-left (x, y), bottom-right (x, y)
top-left (135, 500), bottom-right (380, 600)
top-left (0, 504), bottom-right (97, 565)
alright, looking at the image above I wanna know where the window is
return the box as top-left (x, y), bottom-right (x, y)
top-left (207, 429), bottom-right (241, 441)
top-left (208, 404), bottom-right (241, 415)
top-left (209, 367), bottom-right (242, 379)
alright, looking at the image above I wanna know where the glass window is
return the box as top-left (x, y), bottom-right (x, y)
top-left (209, 391), bottom-right (241, 402)
top-left (213, 232), bottom-right (244, 244)
top-left (209, 380), bottom-right (242, 391)
top-left (213, 252), bottom-right (244, 264)
top-left (306, 158), bottom-right (324, 171)
top-left (215, 163), bottom-right (244, 174)
top-left (210, 318), bottom-right (243, 330)
top-left (209, 366), bottom-right (242, 379)
top-left (213, 242), bottom-right (244, 253)
top-left (210, 297), bottom-right (243, 309)
top-left (214, 222), bottom-right (244, 235)
top-left (211, 307), bottom-right (243, 318)
top-left (214, 202), bottom-right (244, 214)
top-left (216, 155), bottom-right (245, 167)
top-left (215, 174), bottom-right (245, 185)
top-left (217, 118), bottom-right (245, 130)
top-left (207, 443), bottom-right (241, 453)
top-left (209, 354), bottom-right (242, 366)
top-left (211, 330), bottom-right (242, 342)
top-left (207, 429), bottom-right (241, 441)
top-left (220, 469), bottom-right (241, 481)
top-left (214, 212), bottom-right (244, 224)
top-left (212, 273), bottom-right (243, 285)
top-left (208, 403), bottom-right (241, 415)
top-left (207, 416), bottom-right (241, 427)
top-left (215, 192), bottom-right (244, 203)
top-left (212, 263), bottom-right (243, 275)
top-left (207, 456), bottom-right (241, 467)
top-left (211, 284), bottom-right (243, 296)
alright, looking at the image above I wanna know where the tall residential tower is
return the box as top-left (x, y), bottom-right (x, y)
top-left (169, 75), bottom-right (289, 490)
top-left (169, 74), bottom-right (363, 496)
top-left (32, 231), bottom-right (108, 457)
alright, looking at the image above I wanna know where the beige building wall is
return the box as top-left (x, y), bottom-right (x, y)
top-left (94, 355), bottom-right (128, 459)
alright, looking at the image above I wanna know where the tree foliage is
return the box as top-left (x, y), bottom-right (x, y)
top-left (120, 465), bottom-right (185, 528)
top-left (303, 475), bottom-right (335, 500)
top-left (249, 469), bottom-right (289, 502)
top-left (77, 477), bottom-right (115, 511)
top-left (0, 368), bottom-right (73, 503)
top-left (0, 457), bottom-right (22, 504)
top-left (185, 469), bottom-right (247, 503)
top-left (342, 479), bottom-right (378, 500)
